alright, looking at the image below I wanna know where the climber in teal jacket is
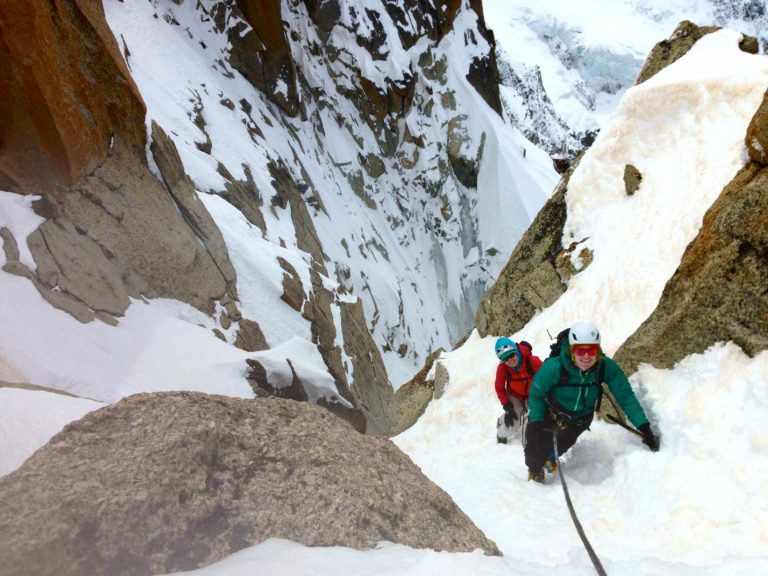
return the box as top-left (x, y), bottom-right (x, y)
top-left (524, 321), bottom-right (659, 483)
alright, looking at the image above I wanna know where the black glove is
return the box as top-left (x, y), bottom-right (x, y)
top-left (502, 403), bottom-right (517, 427)
top-left (526, 421), bottom-right (544, 435)
top-left (638, 422), bottom-right (660, 452)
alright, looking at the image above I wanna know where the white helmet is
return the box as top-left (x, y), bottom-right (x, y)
top-left (569, 321), bottom-right (601, 345)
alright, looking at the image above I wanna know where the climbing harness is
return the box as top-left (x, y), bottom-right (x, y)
top-left (552, 432), bottom-right (608, 576)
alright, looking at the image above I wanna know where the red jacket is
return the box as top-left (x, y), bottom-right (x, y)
top-left (495, 345), bottom-right (543, 404)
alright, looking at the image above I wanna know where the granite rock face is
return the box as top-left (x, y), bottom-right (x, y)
top-left (389, 348), bottom-right (444, 436)
top-left (614, 125), bottom-right (768, 372)
top-left (0, 392), bottom-right (499, 576)
top-left (0, 0), bottom-right (239, 324)
top-left (0, 0), bottom-right (146, 192)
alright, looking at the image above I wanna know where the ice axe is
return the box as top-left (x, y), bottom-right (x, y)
top-left (605, 413), bottom-right (661, 449)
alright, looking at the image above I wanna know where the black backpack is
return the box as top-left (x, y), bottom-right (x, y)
top-left (518, 340), bottom-right (535, 375)
top-left (548, 328), bottom-right (571, 359)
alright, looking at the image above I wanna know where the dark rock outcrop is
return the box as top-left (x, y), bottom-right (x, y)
top-left (228, 0), bottom-right (299, 117)
top-left (624, 164), bottom-right (642, 196)
top-left (340, 298), bottom-right (394, 436)
top-left (0, 392), bottom-right (499, 576)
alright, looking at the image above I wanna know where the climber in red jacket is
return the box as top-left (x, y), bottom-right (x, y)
top-left (494, 337), bottom-right (543, 440)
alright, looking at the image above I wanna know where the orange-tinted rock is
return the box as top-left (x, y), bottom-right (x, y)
top-left (0, 0), bottom-right (146, 192)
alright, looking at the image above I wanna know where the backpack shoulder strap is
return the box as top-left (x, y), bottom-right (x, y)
top-left (594, 361), bottom-right (606, 412)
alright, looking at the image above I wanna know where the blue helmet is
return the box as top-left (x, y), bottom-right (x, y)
top-left (495, 337), bottom-right (520, 364)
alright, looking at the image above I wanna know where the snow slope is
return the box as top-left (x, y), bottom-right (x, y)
top-left (0, 387), bottom-right (104, 477)
top-left (3, 27), bottom-right (767, 575)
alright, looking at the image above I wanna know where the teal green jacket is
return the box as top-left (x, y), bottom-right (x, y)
top-left (528, 342), bottom-right (648, 428)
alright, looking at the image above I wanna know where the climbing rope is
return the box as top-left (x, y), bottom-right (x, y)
top-left (552, 432), bottom-right (608, 576)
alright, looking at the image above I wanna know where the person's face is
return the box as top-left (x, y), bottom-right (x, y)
top-left (504, 353), bottom-right (518, 367)
top-left (572, 344), bottom-right (599, 370)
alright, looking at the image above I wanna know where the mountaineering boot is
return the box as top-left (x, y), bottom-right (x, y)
top-left (544, 452), bottom-right (558, 474)
top-left (528, 469), bottom-right (545, 483)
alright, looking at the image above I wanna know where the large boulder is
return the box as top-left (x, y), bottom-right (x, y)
top-left (0, 392), bottom-right (499, 576)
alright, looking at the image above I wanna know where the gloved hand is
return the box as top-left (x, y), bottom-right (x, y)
top-left (502, 403), bottom-right (517, 427)
top-left (638, 422), bottom-right (660, 452)
top-left (526, 421), bottom-right (544, 435)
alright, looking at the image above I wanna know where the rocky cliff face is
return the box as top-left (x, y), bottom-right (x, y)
top-left (0, 0), bottom-right (547, 435)
top-left (0, 1), bottom-right (239, 326)
top-left (0, 392), bottom-right (499, 576)
top-left (0, 1), bottom-right (146, 192)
